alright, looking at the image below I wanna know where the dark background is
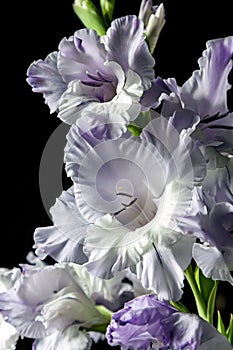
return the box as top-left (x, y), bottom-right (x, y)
top-left (2, 0), bottom-right (233, 349)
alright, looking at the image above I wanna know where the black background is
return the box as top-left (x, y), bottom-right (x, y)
top-left (2, 0), bottom-right (233, 349)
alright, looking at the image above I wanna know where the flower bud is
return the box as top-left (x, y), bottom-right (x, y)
top-left (73, 0), bottom-right (107, 36)
top-left (139, 1), bottom-right (166, 53)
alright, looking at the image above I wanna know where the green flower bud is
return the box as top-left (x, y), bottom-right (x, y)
top-left (73, 0), bottom-right (107, 36)
top-left (100, 0), bottom-right (115, 23)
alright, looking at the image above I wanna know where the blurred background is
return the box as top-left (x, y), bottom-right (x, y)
top-left (2, 0), bottom-right (232, 348)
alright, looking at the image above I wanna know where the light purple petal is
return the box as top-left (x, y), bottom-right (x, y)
top-left (199, 111), bottom-right (233, 152)
top-left (180, 36), bottom-right (233, 118)
top-left (107, 295), bottom-right (175, 349)
top-left (34, 187), bottom-right (88, 263)
top-left (198, 156), bottom-right (233, 210)
top-left (57, 29), bottom-right (113, 84)
top-left (107, 294), bottom-right (233, 350)
top-left (58, 67), bottom-right (143, 136)
top-left (102, 15), bottom-right (155, 89)
top-left (193, 202), bottom-right (233, 284)
top-left (26, 52), bottom-right (67, 113)
top-left (140, 77), bottom-right (172, 110)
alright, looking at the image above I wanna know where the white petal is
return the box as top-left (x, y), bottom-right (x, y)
top-left (193, 244), bottom-right (233, 284)
top-left (0, 314), bottom-right (18, 350)
top-left (135, 244), bottom-right (185, 301)
top-left (33, 327), bottom-right (92, 350)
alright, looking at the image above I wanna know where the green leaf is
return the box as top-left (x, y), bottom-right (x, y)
top-left (194, 266), bottom-right (215, 304)
top-left (185, 264), bottom-right (207, 320)
top-left (100, 0), bottom-right (115, 23)
top-left (217, 310), bottom-right (227, 337)
top-left (226, 314), bottom-right (233, 346)
top-left (206, 281), bottom-right (218, 324)
top-left (73, 0), bottom-right (107, 36)
top-left (127, 124), bottom-right (142, 136)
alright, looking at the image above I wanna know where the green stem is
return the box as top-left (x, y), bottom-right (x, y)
top-left (184, 264), bottom-right (207, 320)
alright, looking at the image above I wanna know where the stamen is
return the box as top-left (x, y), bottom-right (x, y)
top-left (121, 198), bottom-right (137, 207)
top-left (86, 70), bottom-right (103, 82)
top-left (96, 70), bottom-right (113, 83)
top-left (81, 80), bottom-right (103, 87)
top-left (116, 192), bottom-right (133, 198)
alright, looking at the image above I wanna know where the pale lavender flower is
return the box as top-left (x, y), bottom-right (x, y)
top-left (27, 15), bottom-right (155, 138)
top-left (0, 262), bottom-right (146, 350)
top-left (106, 294), bottom-right (233, 350)
top-left (144, 36), bottom-right (233, 153)
top-left (47, 112), bottom-right (207, 301)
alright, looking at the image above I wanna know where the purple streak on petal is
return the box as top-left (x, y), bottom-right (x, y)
top-left (199, 111), bottom-right (233, 152)
top-left (140, 77), bottom-right (172, 110)
top-left (57, 29), bottom-right (114, 85)
top-left (180, 36), bottom-right (233, 118)
top-left (26, 52), bottom-right (67, 113)
top-left (103, 15), bottom-right (155, 89)
top-left (135, 245), bottom-right (185, 301)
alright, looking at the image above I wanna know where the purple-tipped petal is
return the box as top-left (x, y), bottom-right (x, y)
top-left (180, 36), bottom-right (233, 118)
top-left (26, 52), bottom-right (66, 113)
top-left (102, 15), bottom-right (155, 89)
top-left (57, 29), bottom-right (112, 84)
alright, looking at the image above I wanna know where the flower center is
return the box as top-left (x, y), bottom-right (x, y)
top-left (82, 70), bottom-right (117, 102)
top-left (113, 190), bottom-right (157, 230)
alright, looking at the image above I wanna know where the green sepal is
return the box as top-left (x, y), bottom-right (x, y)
top-left (206, 281), bottom-right (218, 324)
top-left (95, 305), bottom-right (113, 321)
top-left (127, 124), bottom-right (142, 136)
top-left (194, 266), bottom-right (215, 304)
top-left (217, 310), bottom-right (227, 336)
top-left (226, 314), bottom-right (233, 346)
top-left (73, 0), bottom-right (107, 36)
top-left (88, 323), bottom-right (109, 334)
top-left (100, 0), bottom-right (115, 23)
